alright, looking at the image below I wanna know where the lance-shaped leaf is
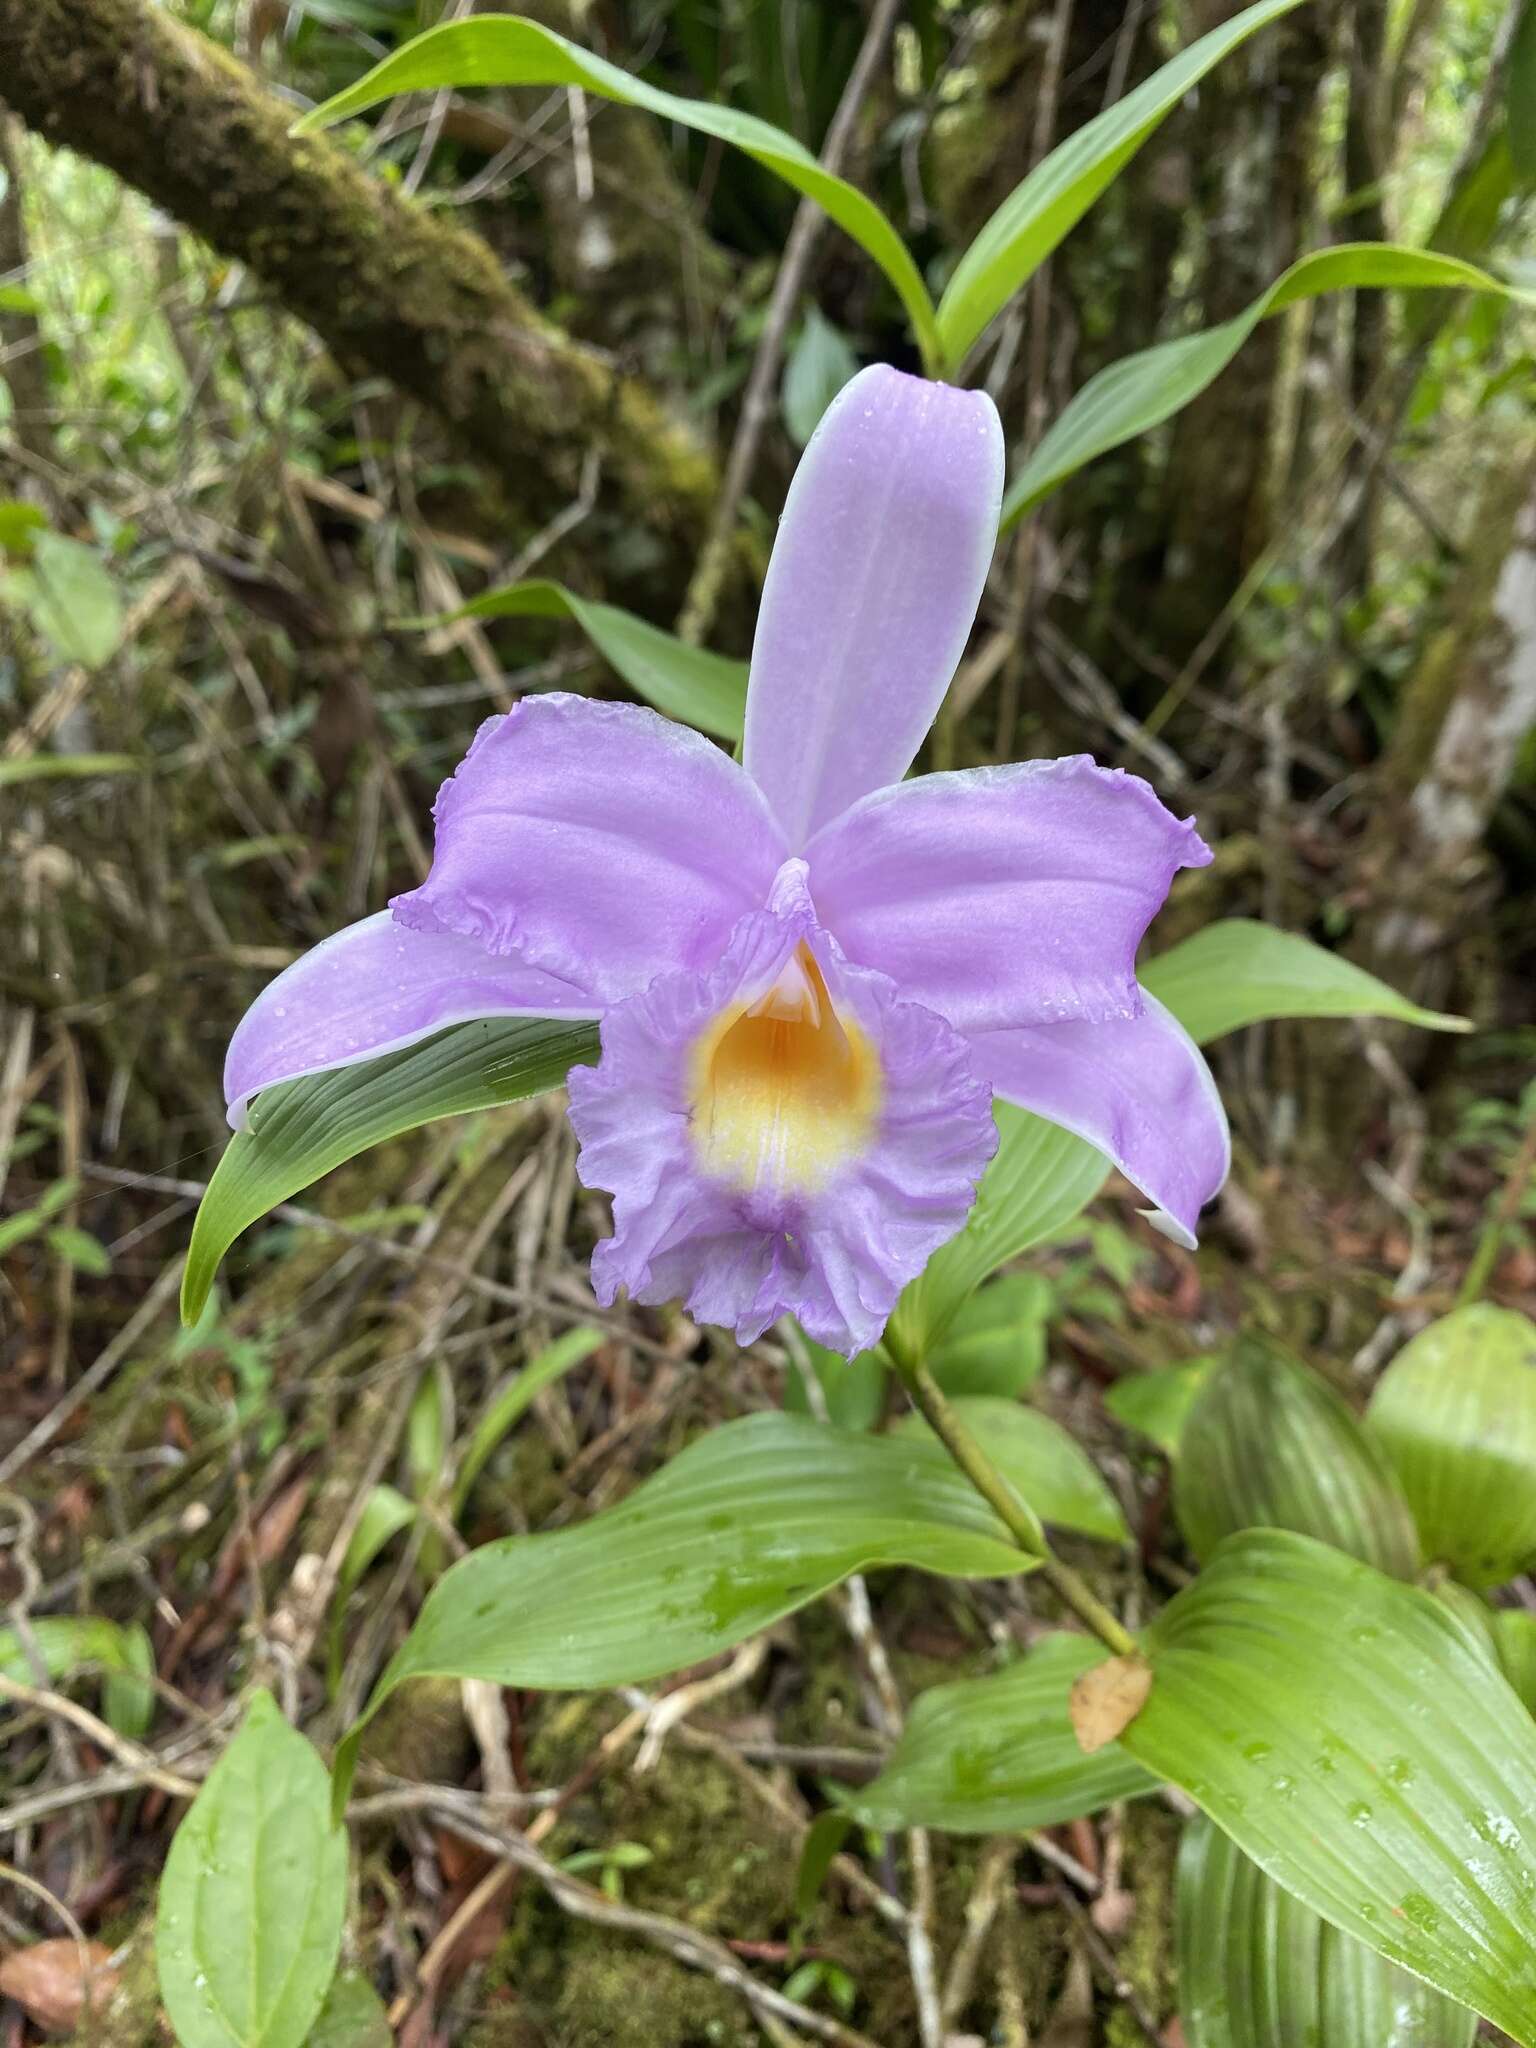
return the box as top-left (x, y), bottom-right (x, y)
top-left (1366, 1305), bottom-right (1536, 1588)
top-left (333, 1413), bottom-right (1036, 1810)
top-left (1177, 1816), bottom-right (1478, 2048)
top-left (1174, 1339), bottom-right (1420, 1576)
top-left (1138, 919), bottom-right (1469, 1044)
top-left (896, 1397), bottom-right (1129, 1545)
top-left (852, 1632), bottom-right (1156, 1833)
top-left (296, 16), bottom-right (941, 372)
top-left (934, 0), bottom-right (1305, 370)
top-left (157, 1692), bottom-right (348, 2048)
top-left (1000, 246), bottom-right (1510, 527)
top-left (1117, 1530), bottom-right (1536, 2047)
top-left (181, 1016), bottom-right (598, 1325)
top-left (423, 579), bottom-right (748, 742)
top-left (886, 1105), bottom-right (1111, 1357)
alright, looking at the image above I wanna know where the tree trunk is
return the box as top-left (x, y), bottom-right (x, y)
top-left (1148, 5), bottom-right (1331, 658)
top-left (1362, 440), bottom-right (1536, 989)
top-left (0, 108), bottom-right (54, 473)
top-left (1333, 0), bottom-right (1393, 599)
top-left (0, 0), bottom-right (733, 602)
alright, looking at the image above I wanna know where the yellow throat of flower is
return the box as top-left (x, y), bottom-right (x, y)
top-left (689, 945), bottom-right (881, 1198)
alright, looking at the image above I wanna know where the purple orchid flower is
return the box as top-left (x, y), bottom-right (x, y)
top-left (224, 366), bottom-right (1228, 1357)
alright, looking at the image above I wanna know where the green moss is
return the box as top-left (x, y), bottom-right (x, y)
top-left (1106, 1805), bottom-right (1179, 2048)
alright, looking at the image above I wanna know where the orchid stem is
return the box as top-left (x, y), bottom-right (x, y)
top-left (892, 1354), bottom-right (1138, 1660)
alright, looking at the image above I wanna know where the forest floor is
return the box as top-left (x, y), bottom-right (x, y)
top-left (4, 603), bottom-right (1535, 2048)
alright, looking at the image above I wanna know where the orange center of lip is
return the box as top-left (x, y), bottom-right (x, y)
top-left (688, 944), bottom-right (881, 1197)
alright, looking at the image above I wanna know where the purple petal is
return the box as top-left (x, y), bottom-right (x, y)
top-left (742, 365), bottom-right (1004, 847)
top-left (968, 994), bottom-right (1230, 1248)
top-left (393, 693), bottom-right (788, 1002)
top-left (807, 756), bottom-right (1211, 1035)
top-left (224, 910), bottom-right (597, 1128)
top-left (566, 861), bottom-right (997, 1356)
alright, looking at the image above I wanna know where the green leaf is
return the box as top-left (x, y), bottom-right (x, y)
top-left (782, 306), bottom-right (860, 447)
top-left (935, 0), bottom-right (1306, 370)
top-left (1117, 1529), bottom-right (1536, 2047)
top-left (0, 1174), bottom-right (80, 1256)
top-left (1000, 245), bottom-right (1510, 526)
top-left (157, 1691), bottom-right (348, 2048)
top-left (181, 1015), bottom-right (597, 1327)
top-left (887, 1105), bottom-right (1110, 1358)
top-left (426, 579), bottom-right (747, 742)
top-left (896, 1397), bottom-right (1129, 1545)
top-left (44, 1224), bottom-right (112, 1276)
top-left (0, 1616), bottom-right (156, 1740)
top-left (452, 1325), bottom-right (605, 1517)
top-left (794, 1811), bottom-right (855, 1922)
top-left (1365, 1305), bottom-right (1536, 1588)
top-left (1494, 1611), bottom-right (1536, 1716)
top-left (0, 499), bottom-right (48, 555)
top-left (327, 1484), bottom-right (417, 1694)
top-left (1104, 1357), bottom-right (1219, 1458)
top-left (16, 531), bottom-right (125, 667)
top-left (1509, 0), bottom-right (1536, 185)
top-left (1173, 1339), bottom-right (1420, 1576)
top-left (304, 1970), bottom-right (391, 2048)
top-left (1141, 919), bottom-right (1470, 1044)
top-left (296, 16), bottom-right (941, 372)
top-left (852, 1633), bottom-right (1155, 1834)
top-left (334, 1412), bottom-right (1035, 1812)
top-left (0, 751), bottom-right (147, 788)
top-left (783, 1332), bottom-right (890, 1433)
top-left (926, 1272), bottom-right (1052, 1400)
top-left (1177, 1816), bottom-right (1478, 2048)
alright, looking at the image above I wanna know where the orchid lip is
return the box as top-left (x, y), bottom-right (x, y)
top-left (687, 942), bottom-right (882, 1199)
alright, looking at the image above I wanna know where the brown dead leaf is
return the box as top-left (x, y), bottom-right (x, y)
top-left (1068, 1655), bottom-right (1153, 1755)
top-left (0, 1940), bottom-right (117, 2034)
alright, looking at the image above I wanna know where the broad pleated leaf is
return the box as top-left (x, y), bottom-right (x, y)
top-left (157, 1692), bottom-right (348, 2048)
top-left (896, 1398), bottom-right (1128, 1544)
top-left (1496, 1612), bottom-right (1536, 1716)
top-left (1366, 1305), bottom-right (1536, 1588)
top-left (1000, 246), bottom-right (1507, 527)
top-left (296, 16), bottom-right (941, 371)
top-left (1174, 1340), bottom-right (1420, 1575)
top-left (181, 1016), bottom-right (597, 1325)
top-left (1104, 1357), bottom-right (1219, 1457)
top-left (1139, 920), bottom-right (1468, 1044)
top-left (1177, 1816), bottom-right (1478, 2048)
top-left (333, 1413), bottom-right (1036, 1810)
top-left (1117, 1530), bottom-right (1536, 2047)
top-left (427, 578), bottom-right (748, 741)
top-left (933, 0), bottom-right (1305, 369)
top-left (852, 1633), bottom-right (1155, 1834)
top-left (926, 1272), bottom-right (1052, 1400)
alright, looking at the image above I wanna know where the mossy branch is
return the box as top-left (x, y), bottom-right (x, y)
top-left (0, 0), bottom-right (725, 584)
